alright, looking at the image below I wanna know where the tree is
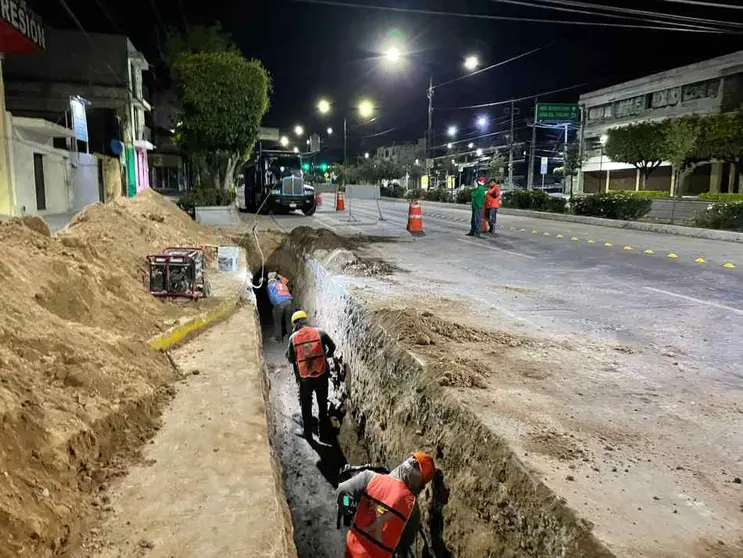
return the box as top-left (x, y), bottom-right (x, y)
top-left (174, 51), bottom-right (271, 191)
top-left (164, 23), bottom-right (238, 70)
top-left (694, 111), bottom-right (743, 192)
top-left (487, 152), bottom-right (507, 181)
top-left (665, 115), bottom-right (701, 196)
top-left (604, 121), bottom-right (668, 189)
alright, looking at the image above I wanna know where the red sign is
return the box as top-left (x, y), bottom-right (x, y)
top-left (0, 0), bottom-right (45, 54)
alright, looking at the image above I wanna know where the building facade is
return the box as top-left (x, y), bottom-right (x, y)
top-left (376, 138), bottom-right (426, 166)
top-left (578, 50), bottom-right (743, 195)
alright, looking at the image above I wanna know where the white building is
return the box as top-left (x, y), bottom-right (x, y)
top-left (578, 50), bottom-right (743, 195)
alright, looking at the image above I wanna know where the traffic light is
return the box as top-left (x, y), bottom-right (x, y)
top-left (319, 162), bottom-right (328, 172)
top-left (302, 162), bottom-right (310, 172)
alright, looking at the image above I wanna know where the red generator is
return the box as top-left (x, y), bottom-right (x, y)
top-left (148, 247), bottom-right (208, 299)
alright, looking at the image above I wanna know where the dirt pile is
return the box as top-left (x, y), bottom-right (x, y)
top-left (374, 307), bottom-right (535, 388)
top-left (0, 191), bottom-right (221, 558)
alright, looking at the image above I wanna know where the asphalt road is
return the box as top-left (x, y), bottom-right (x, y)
top-left (247, 197), bottom-right (743, 378)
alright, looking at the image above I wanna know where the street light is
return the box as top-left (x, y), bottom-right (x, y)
top-left (364, 152), bottom-right (370, 159)
top-left (476, 148), bottom-right (483, 156)
top-left (384, 45), bottom-right (402, 65)
top-left (451, 159), bottom-right (456, 165)
top-left (464, 55), bottom-right (480, 71)
top-left (447, 125), bottom-right (457, 137)
top-left (476, 115), bottom-right (488, 130)
top-left (293, 146), bottom-right (299, 153)
top-left (358, 99), bottom-right (374, 118)
top-left (447, 143), bottom-right (453, 149)
top-left (468, 142), bottom-right (474, 149)
top-left (327, 127), bottom-right (333, 135)
top-left (317, 99), bottom-right (331, 114)
top-left (294, 125), bottom-right (304, 136)
top-left (280, 136), bottom-right (289, 147)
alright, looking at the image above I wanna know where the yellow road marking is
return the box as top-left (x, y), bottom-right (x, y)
top-left (532, 230), bottom-right (538, 234)
top-left (544, 232), bottom-right (551, 237)
top-left (623, 246), bottom-right (633, 251)
top-left (556, 234), bottom-right (564, 238)
top-left (644, 249), bottom-right (655, 255)
top-left (695, 257), bottom-right (706, 264)
top-left (571, 237), bottom-right (579, 241)
top-left (604, 242), bottom-right (613, 247)
top-left (668, 253), bottom-right (678, 259)
top-left (587, 239), bottom-right (595, 244)
top-left (724, 262), bottom-right (736, 269)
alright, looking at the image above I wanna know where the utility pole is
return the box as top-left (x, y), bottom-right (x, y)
top-left (427, 75), bottom-right (434, 160)
top-left (563, 122), bottom-right (569, 194)
top-left (343, 116), bottom-right (347, 186)
top-left (508, 99), bottom-right (515, 186)
top-left (527, 98), bottom-right (538, 191)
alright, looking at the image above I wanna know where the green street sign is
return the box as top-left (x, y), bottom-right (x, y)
top-left (536, 103), bottom-right (580, 124)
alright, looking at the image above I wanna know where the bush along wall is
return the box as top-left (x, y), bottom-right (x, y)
top-left (179, 187), bottom-right (237, 208)
top-left (501, 190), bottom-right (566, 213)
top-left (572, 192), bottom-right (653, 220)
top-left (694, 201), bottom-right (743, 231)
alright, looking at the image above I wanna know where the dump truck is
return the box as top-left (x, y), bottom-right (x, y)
top-left (238, 146), bottom-right (316, 215)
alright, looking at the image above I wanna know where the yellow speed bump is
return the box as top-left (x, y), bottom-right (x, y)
top-left (532, 230), bottom-right (539, 234)
top-left (556, 234), bottom-right (564, 238)
top-left (587, 239), bottom-right (596, 244)
top-left (604, 242), bottom-right (613, 247)
top-left (623, 246), bottom-right (633, 251)
top-left (520, 228), bottom-right (526, 232)
top-left (644, 249), bottom-right (655, 255)
top-left (571, 237), bottom-right (579, 241)
top-left (544, 232), bottom-right (551, 237)
top-left (724, 262), bottom-right (736, 269)
top-left (667, 253), bottom-right (678, 259)
top-left (695, 257), bottom-right (706, 264)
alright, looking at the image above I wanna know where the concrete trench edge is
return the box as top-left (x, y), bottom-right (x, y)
top-left (271, 241), bottom-right (617, 558)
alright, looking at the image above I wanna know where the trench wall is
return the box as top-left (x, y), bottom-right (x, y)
top-left (272, 240), bottom-right (615, 558)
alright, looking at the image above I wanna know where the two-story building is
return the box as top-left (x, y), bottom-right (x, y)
top-left (578, 50), bottom-right (743, 195)
top-left (3, 27), bottom-right (153, 201)
top-left (376, 138), bottom-right (426, 167)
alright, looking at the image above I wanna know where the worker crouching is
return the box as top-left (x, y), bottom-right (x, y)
top-left (338, 452), bottom-right (436, 558)
top-left (285, 310), bottom-right (337, 442)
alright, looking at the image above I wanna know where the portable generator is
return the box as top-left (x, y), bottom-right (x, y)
top-left (148, 247), bottom-right (208, 299)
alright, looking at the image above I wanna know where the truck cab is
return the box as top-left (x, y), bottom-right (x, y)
top-left (241, 146), bottom-right (316, 215)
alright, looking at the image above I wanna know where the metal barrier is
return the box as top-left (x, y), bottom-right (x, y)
top-left (345, 184), bottom-right (384, 222)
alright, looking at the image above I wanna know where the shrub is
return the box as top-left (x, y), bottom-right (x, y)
top-left (381, 183), bottom-right (405, 198)
top-left (617, 190), bottom-right (671, 199)
top-left (698, 192), bottom-right (743, 202)
top-left (455, 187), bottom-right (473, 204)
top-left (545, 196), bottom-right (568, 213)
top-left (406, 187), bottom-right (423, 201)
top-left (501, 190), bottom-right (550, 211)
top-left (572, 192), bottom-right (652, 220)
top-left (694, 201), bottom-right (743, 231)
top-left (179, 187), bottom-right (236, 207)
top-left (423, 187), bottom-right (452, 203)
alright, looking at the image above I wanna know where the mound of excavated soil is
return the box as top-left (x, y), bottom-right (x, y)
top-left (374, 308), bottom-right (538, 388)
top-left (0, 191), bottom-right (222, 558)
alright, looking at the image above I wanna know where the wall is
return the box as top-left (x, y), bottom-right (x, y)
top-left (12, 139), bottom-right (69, 215)
top-left (70, 152), bottom-right (101, 210)
top-left (100, 155), bottom-right (123, 201)
top-left (135, 147), bottom-right (150, 192)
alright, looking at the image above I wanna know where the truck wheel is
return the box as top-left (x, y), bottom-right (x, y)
top-left (302, 204), bottom-right (317, 216)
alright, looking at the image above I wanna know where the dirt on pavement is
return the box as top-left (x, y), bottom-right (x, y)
top-left (0, 191), bottom-right (227, 558)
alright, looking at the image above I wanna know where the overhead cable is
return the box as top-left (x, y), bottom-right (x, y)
top-left (439, 82), bottom-right (590, 110)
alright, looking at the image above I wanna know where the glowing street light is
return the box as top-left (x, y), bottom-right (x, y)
top-left (476, 148), bottom-right (483, 156)
top-left (279, 136), bottom-right (289, 147)
top-left (292, 146), bottom-right (299, 153)
top-left (358, 99), bottom-right (374, 119)
top-left (476, 115), bottom-right (488, 129)
top-left (384, 45), bottom-right (402, 64)
top-left (467, 142), bottom-right (474, 149)
top-left (364, 152), bottom-right (370, 159)
top-left (317, 99), bottom-right (331, 114)
top-left (447, 143), bottom-right (453, 149)
top-left (451, 159), bottom-right (456, 165)
top-left (306, 139), bottom-right (311, 145)
top-left (327, 127), bottom-right (333, 135)
top-left (294, 125), bottom-right (304, 136)
top-left (447, 125), bottom-right (457, 137)
top-left (464, 55), bottom-right (480, 71)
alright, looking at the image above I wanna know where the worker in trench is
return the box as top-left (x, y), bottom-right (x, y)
top-left (267, 271), bottom-right (295, 343)
top-left (337, 452), bottom-right (436, 558)
top-left (285, 309), bottom-right (337, 441)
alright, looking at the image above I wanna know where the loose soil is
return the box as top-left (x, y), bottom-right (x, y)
top-left (0, 192), bottom-right (227, 558)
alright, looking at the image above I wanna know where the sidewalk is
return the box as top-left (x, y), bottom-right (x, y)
top-left (78, 306), bottom-right (297, 558)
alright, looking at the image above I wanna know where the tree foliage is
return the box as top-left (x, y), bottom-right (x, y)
top-left (164, 23), bottom-right (238, 70)
top-left (487, 152), bottom-right (507, 180)
top-left (604, 122), bottom-right (667, 185)
top-left (174, 51), bottom-right (270, 190)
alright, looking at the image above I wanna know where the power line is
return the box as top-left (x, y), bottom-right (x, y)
top-left (489, 0), bottom-right (738, 31)
top-left (439, 82), bottom-right (590, 110)
top-left (90, 0), bottom-right (121, 33)
top-left (292, 0), bottom-right (732, 33)
top-left (655, 0), bottom-right (743, 10)
top-left (433, 44), bottom-right (550, 90)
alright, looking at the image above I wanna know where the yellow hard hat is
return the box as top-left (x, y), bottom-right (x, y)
top-left (291, 310), bottom-right (308, 324)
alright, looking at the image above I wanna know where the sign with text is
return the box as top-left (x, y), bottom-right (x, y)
top-left (70, 97), bottom-right (89, 143)
top-left (540, 157), bottom-right (549, 175)
top-left (536, 103), bottom-right (580, 124)
top-left (0, 0), bottom-right (45, 53)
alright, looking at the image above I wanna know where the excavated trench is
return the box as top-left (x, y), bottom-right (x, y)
top-left (249, 228), bottom-right (615, 558)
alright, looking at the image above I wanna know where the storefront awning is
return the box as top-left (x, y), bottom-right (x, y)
top-left (0, 0), bottom-right (46, 54)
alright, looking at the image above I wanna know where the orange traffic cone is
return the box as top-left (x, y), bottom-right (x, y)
top-left (407, 200), bottom-right (425, 236)
top-left (336, 190), bottom-right (345, 211)
top-left (481, 207), bottom-right (489, 233)
top-left (315, 192), bottom-right (322, 206)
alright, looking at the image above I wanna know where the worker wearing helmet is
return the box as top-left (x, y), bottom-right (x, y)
top-left (267, 271), bottom-right (295, 343)
top-left (285, 310), bottom-right (337, 441)
top-left (338, 452), bottom-right (436, 558)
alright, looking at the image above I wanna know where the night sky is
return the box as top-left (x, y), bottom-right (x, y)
top-left (34, 0), bottom-right (743, 157)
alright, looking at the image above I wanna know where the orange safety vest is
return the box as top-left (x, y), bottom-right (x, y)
top-left (346, 474), bottom-right (415, 558)
top-left (485, 185), bottom-right (501, 209)
top-left (291, 326), bottom-right (327, 379)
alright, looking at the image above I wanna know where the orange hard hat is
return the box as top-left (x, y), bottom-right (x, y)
top-left (412, 451), bottom-right (436, 484)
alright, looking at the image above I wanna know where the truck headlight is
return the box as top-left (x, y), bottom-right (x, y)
top-left (271, 188), bottom-right (281, 195)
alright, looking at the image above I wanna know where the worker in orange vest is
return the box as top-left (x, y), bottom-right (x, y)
top-left (484, 178), bottom-right (502, 234)
top-left (285, 310), bottom-right (336, 441)
top-left (338, 452), bottom-right (436, 558)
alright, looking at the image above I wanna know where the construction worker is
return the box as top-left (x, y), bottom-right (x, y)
top-left (267, 271), bottom-right (295, 343)
top-left (285, 310), bottom-right (336, 441)
top-left (338, 452), bottom-right (436, 558)
top-left (466, 177), bottom-right (487, 238)
top-left (485, 178), bottom-right (502, 234)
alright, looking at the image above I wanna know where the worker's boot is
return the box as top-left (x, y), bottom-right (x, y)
top-left (293, 427), bottom-right (312, 440)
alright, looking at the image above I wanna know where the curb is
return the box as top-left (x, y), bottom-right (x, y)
top-left (381, 197), bottom-right (743, 243)
top-left (149, 297), bottom-right (243, 352)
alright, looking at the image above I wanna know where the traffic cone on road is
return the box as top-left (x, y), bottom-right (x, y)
top-left (336, 191), bottom-right (345, 211)
top-left (481, 207), bottom-right (489, 234)
top-left (407, 200), bottom-right (425, 236)
top-left (315, 192), bottom-right (322, 206)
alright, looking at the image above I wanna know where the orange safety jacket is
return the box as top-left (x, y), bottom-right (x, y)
top-left (345, 474), bottom-right (416, 558)
top-left (485, 185), bottom-right (502, 209)
top-left (291, 326), bottom-right (327, 379)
